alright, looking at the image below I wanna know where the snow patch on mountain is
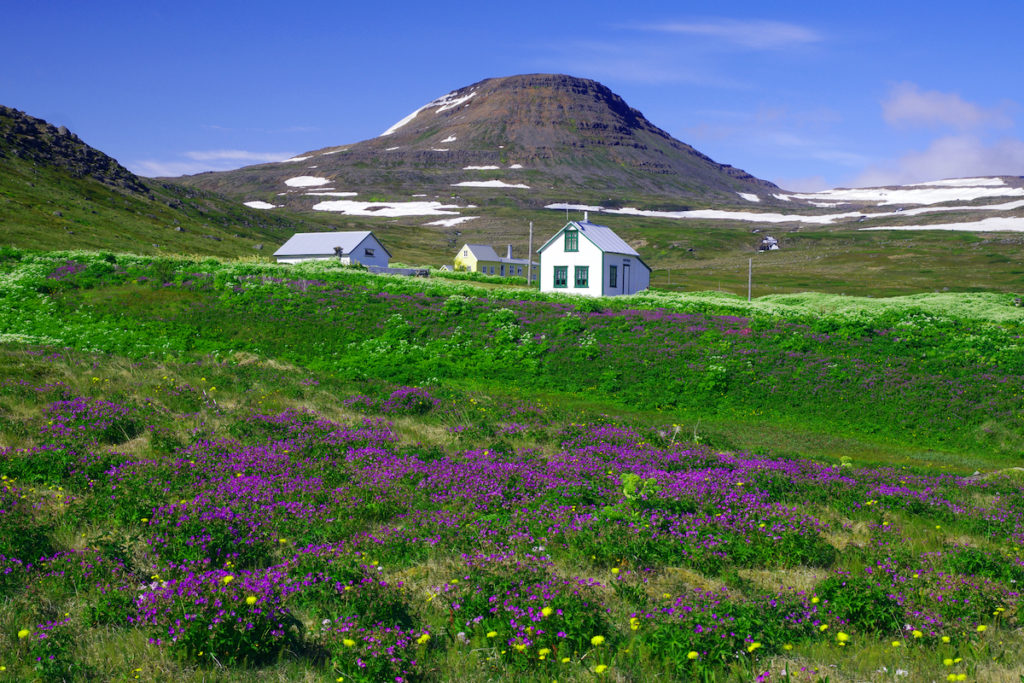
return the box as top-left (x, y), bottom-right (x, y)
top-left (862, 217), bottom-right (1024, 232)
top-left (243, 201), bottom-right (278, 209)
top-left (791, 184), bottom-right (1024, 205)
top-left (425, 216), bottom-right (479, 227)
top-left (907, 177), bottom-right (1006, 187)
top-left (464, 165), bottom-right (500, 170)
top-left (311, 200), bottom-right (461, 217)
top-left (285, 176), bottom-right (331, 187)
top-left (381, 89), bottom-right (478, 136)
top-left (453, 180), bottom-right (530, 189)
top-left (737, 193), bottom-right (761, 202)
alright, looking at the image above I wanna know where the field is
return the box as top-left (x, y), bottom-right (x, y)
top-left (1, 249), bottom-right (1023, 681)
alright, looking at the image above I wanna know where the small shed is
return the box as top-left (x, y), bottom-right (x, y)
top-left (537, 219), bottom-right (650, 297)
top-left (273, 231), bottom-right (391, 267)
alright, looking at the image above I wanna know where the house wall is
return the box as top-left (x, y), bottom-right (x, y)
top-left (602, 253), bottom-right (650, 296)
top-left (539, 230), bottom-right (603, 297)
top-left (351, 235), bottom-right (390, 268)
top-left (453, 247), bottom-right (477, 272)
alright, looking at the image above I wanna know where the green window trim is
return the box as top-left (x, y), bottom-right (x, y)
top-left (565, 229), bottom-right (579, 252)
top-left (553, 265), bottom-right (568, 288)
top-left (574, 265), bottom-right (589, 288)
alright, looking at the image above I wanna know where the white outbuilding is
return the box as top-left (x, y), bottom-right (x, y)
top-left (273, 231), bottom-right (391, 267)
top-left (537, 219), bottom-right (650, 297)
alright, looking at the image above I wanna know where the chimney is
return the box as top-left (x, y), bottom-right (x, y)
top-left (507, 244), bottom-right (512, 259)
top-left (584, 211), bottom-right (589, 222)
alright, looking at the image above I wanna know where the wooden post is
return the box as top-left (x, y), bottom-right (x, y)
top-left (527, 222), bottom-right (534, 284)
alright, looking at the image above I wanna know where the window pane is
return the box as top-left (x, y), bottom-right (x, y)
top-left (565, 230), bottom-right (578, 252)
top-left (574, 266), bottom-right (588, 288)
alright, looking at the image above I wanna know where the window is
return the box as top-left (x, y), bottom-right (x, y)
top-left (575, 266), bottom-right (589, 288)
top-left (364, 248), bottom-right (375, 257)
top-left (517, 266), bottom-right (522, 276)
top-left (500, 265), bottom-right (505, 276)
top-left (553, 266), bottom-right (568, 288)
top-left (565, 229), bottom-right (578, 252)
top-left (609, 265), bottom-right (617, 288)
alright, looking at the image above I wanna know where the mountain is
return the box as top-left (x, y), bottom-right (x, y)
top-left (0, 105), bottom-right (324, 257)
top-left (175, 74), bottom-right (779, 210)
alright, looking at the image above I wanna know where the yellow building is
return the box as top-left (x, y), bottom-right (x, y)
top-left (453, 243), bottom-right (537, 279)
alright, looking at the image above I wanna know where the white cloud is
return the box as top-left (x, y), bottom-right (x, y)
top-left (853, 135), bottom-right (1024, 187)
top-left (129, 149), bottom-right (297, 177)
top-left (130, 160), bottom-right (224, 177)
top-left (638, 19), bottom-right (822, 49)
top-left (184, 149), bottom-right (292, 162)
top-left (882, 82), bottom-right (1012, 130)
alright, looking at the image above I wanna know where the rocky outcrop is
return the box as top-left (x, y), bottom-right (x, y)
top-left (0, 105), bottom-right (148, 193)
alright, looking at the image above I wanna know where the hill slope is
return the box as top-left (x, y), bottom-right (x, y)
top-left (175, 74), bottom-right (779, 209)
top-left (0, 105), bottom-right (324, 257)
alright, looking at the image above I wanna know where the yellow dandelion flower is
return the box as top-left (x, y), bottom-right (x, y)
top-left (595, 664), bottom-right (608, 674)
top-left (541, 606), bottom-right (553, 617)
top-left (611, 568), bottom-right (619, 575)
top-left (819, 624), bottom-right (829, 632)
top-left (417, 633), bottom-right (431, 645)
top-left (561, 657), bottom-right (570, 663)
top-left (783, 643), bottom-right (793, 651)
top-left (810, 596), bottom-right (820, 604)
top-left (18, 629), bottom-right (30, 639)
top-left (941, 636), bottom-right (951, 643)
top-left (539, 648), bottom-right (551, 656)
top-left (630, 617), bottom-right (640, 631)
top-left (912, 630), bottom-right (923, 638)
top-left (343, 638), bottom-right (356, 648)
top-left (943, 658), bottom-right (954, 666)
top-left (977, 624), bottom-right (987, 632)
top-left (487, 631), bottom-right (498, 638)
top-left (245, 596), bottom-right (257, 605)
top-left (591, 635), bottom-right (605, 646)
top-left (221, 575), bottom-right (234, 584)
top-left (747, 642), bottom-right (762, 653)
top-left (891, 641), bottom-right (901, 647)
top-left (836, 632), bottom-right (850, 643)
top-left (687, 650), bottom-right (699, 660)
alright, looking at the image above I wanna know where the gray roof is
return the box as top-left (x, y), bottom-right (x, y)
top-left (463, 244), bottom-right (501, 261)
top-left (274, 231), bottom-right (391, 257)
top-left (538, 220), bottom-right (639, 256)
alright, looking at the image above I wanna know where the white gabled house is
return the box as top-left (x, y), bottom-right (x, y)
top-left (537, 219), bottom-right (650, 297)
top-left (273, 231), bottom-right (391, 267)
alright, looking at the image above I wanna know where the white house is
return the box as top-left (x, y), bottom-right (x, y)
top-left (537, 219), bottom-right (650, 297)
top-left (273, 231), bottom-right (391, 267)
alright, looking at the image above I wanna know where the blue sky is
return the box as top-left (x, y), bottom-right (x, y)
top-left (4, 0), bottom-right (1022, 190)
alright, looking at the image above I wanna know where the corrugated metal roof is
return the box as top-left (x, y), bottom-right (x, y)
top-left (573, 221), bottom-right (639, 255)
top-left (274, 231), bottom-right (390, 257)
top-left (463, 244), bottom-right (501, 261)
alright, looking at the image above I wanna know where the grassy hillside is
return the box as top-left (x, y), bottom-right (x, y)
top-left (0, 149), bottom-right (327, 257)
top-left (1, 253), bottom-right (1023, 681)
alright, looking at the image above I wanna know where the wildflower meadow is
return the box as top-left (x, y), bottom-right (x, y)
top-left (0, 248), bottom-right (1023, 681)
